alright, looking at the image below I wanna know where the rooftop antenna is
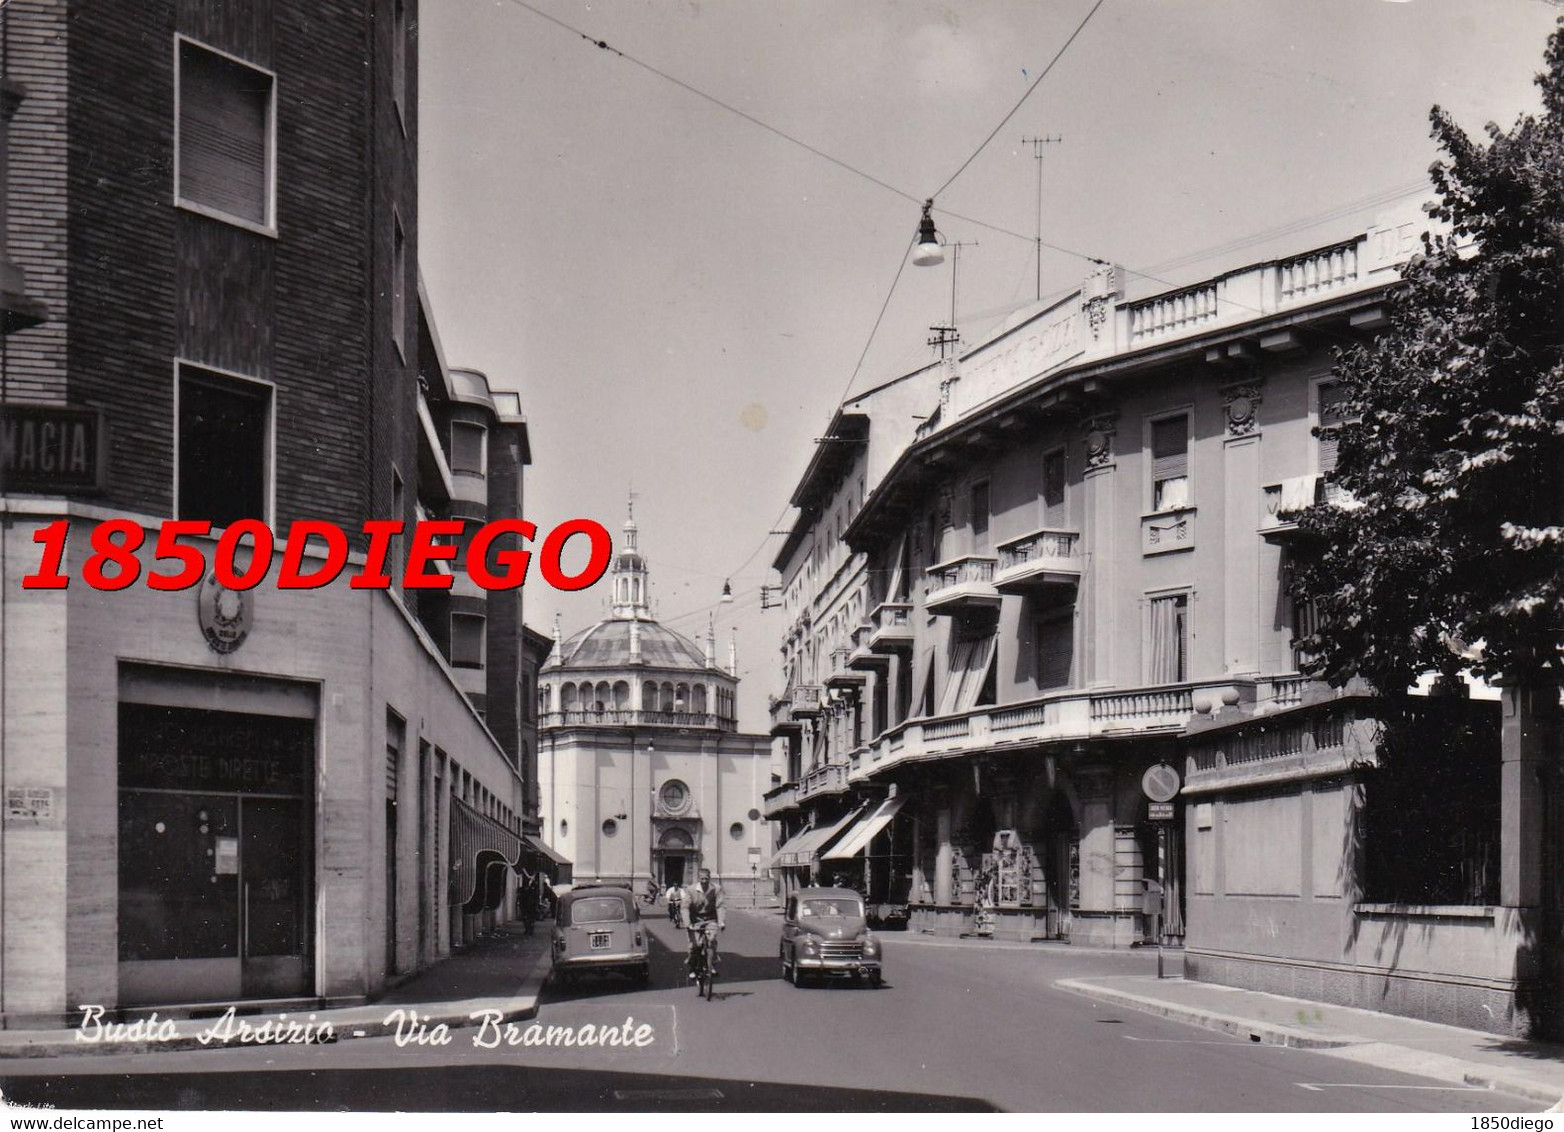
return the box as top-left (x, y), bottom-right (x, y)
top-left (928, 241), bottom-right (976, 360)
top-left (1021, 135), bottom-right (1062, 301)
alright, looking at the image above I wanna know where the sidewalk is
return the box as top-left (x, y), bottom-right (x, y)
top-left (1059, 972), bottom-right (1564, 1107)
top-left (0, 922), bottom-right (553, 1060)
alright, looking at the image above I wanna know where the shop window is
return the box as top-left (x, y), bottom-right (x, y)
top-left (177, 366), bottom-right (270, 528)
top-left (450, 612), bottom-right (486, 669)
top-left (1150, 414), bottom-right (1190, 511)
top-left (176, 38), bottom-right (274, 230)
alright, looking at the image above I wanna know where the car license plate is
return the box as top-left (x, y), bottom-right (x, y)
top-left (590, 932), bottom-right (612, 950)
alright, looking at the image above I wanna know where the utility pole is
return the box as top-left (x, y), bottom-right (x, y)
top-left (1021, 135), bottom-right (1062, 302)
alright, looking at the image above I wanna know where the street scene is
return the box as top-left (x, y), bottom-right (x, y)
top-left (0, 0), bottom-right (1563, 1118)
top-left (0, 909), bottom-right (1549, 1112)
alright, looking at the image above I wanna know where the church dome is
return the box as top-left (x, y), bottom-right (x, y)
top-left (556, 619), bottom-right (708, 671)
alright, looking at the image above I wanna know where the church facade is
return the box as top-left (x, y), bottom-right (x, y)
top-left (536, 508), bottom-right (775, 904)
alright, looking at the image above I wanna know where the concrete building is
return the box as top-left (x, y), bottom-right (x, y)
top-left (0, 0), bottom-right (560, 1023)
top-left (767, 202), bottom-right (1544, 1032)
top-left (538, 505), bottom-right (774, 903)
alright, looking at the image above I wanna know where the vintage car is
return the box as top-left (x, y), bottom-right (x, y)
top-left (779, 886), bottom-right (882, 988)
top-left (550, 885), bottom-right (650, 986)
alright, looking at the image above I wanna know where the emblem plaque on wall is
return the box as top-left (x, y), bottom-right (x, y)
top-left (197, 572), bottom-right (252, 654)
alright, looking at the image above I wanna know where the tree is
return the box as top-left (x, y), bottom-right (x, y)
top-left (1291, 19), bottom-right (1564, 700)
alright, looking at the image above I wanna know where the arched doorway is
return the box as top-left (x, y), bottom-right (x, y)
top-left (657, 826), bottom-right (694, 888)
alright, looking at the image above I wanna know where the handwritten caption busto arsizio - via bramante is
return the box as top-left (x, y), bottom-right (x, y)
top-left (75, 1005), bottom-right (658, 1049)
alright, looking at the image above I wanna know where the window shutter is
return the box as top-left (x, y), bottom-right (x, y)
top-left (1151, 416), bottom-right (1189, 482)
top-left (1318, 384), bottom-right (1347, 474)
top-left (179, 43), bottom-right (269, 225)
top-left (1042, 451), bottom-right (1066, 511)
top-left (1038, 615), bottom-right (1073, 690)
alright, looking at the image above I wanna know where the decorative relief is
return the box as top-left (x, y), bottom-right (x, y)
top-left (1081, 413), bottom-right (1118, 469)
top-left (1220, 380), bottom-right (1264, 436)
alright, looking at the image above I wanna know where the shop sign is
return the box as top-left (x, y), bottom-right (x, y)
top-left (0, 404), bottom-right (106, 493)
top-left (1147, 801), bottom-right (1175, 822)
top-left (119, 703), bottom-right (310, 795)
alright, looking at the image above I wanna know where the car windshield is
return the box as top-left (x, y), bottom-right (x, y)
top-left (570, 896), bottom-right (628, 925)
top-left (800, 898), bottom-right (862, 918)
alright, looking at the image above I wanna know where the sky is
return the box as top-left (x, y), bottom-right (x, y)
top-left (417, 0), bottom-right (1562, 729)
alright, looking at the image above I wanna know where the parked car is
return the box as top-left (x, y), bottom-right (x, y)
top-left (779, 886), bottom-right (882, 988)
top-left (551, 886), bottom-right (650, 987)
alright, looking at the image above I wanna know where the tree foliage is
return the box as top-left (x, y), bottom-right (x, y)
top-left (1291, 20), bottom-right (1564, 697)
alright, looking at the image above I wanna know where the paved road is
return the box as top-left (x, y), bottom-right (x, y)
top-left (0, 907), bottom-right (1540, 1112)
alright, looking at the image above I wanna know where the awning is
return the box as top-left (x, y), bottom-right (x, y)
top-left (766, 824), bottom-right (818, 870)
top-left (521, 833), bottom-right (573, 886)
top-left (781, 805), bottom-right (867, 867)
top-left (449, 797), bottom-right (525, 910)
top-left (823, 794), bottom-right (908, 860)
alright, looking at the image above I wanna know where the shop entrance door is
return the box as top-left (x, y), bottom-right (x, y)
top-left (118, 702), bottom-right (314, 1007)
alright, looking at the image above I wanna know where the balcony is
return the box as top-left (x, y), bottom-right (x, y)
top-left (924, 555), bottom-right (1001, 616)
top-left (856, 678), bottom-right (1260, 777)
top-left (869, 602), bottom-right (915, 652)
top-left (994, 529), bottom-right (1083, 594)
top-left (797, 762), bottom-right (851, 803)
top-left (848, 624), bottom-right (888, 671)
top-left (825, 645), bottom-right (866, 691)
top-left (1259, 475), bottom-right (1359, 541)
top-left (542, 709), bottom-right (727, 729)
top-left (791, 684), bottom-right (824, 719)
top-left (763, 781), bottom-right (798, 819)
top-left (769, 694), bottom-right (802, 737)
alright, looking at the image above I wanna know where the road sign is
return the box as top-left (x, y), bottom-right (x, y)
top-left (1147, 801), bottom-right (1175, 821)
top-left (1141, 762), bottom-right (1180, 803)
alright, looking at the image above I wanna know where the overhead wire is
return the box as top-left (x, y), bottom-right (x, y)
top-left (931, 0), bottom-right (1106, 199)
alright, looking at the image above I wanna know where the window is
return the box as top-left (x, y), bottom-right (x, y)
top-left (450, 422), bottom-right (486, 477)
top-left (392, 0), bottom-right (409, 123)
top-left (939, 632), bottom-right (996, 715)
top-left (1317, 381), bottom-right (1350, 476)
top-left (450, 613), bottom-right (486, 669)
top-left (177, 366), bottom-right (270, 527)
top-left (729, 821), bottom-right (744, 840)
top-left (1042, 449), bottom-right (1066, 515)
top-left (176, 38), bottom-right (274, 230)
top-left (1150, 415), bottom-right (1190, 511)
top-left (969, 481), bottom-right (990, 545)
top-left (660, 780), bottom-right (690, 815)
top-left (391, 213), bottom-right (406, 358)
top-left (1147, 593), bottom-right (1189, 684)
top-left (1037, 611), bottom-right (1074, 691)
top-left (601, 818), bottom-right (618, 837)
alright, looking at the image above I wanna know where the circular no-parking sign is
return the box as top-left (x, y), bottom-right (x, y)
top-left (1141, 762), bottom-right (1180, 803)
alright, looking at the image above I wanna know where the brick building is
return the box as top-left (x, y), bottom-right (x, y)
top-left (0, 0), bottom-right (559, 1022)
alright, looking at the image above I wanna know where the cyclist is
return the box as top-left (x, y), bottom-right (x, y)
top-left (681, 868), bottom-right (726, 979)
top-left (665, 883), bottom-right (683, 924)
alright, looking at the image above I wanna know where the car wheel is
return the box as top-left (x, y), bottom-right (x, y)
top-left (870, 971), bottom-right (883, 989)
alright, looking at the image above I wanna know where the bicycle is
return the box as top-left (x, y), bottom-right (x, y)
top-left (688, 924), bottom-right (718, 1001)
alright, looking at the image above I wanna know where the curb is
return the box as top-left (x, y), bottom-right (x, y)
top-left (1055, 977), bottom-right (1353, 1049)
top-left (0, 945), bottom-right (553, 1061)
top-left (1057, 977), bottom-right (1564, 1107)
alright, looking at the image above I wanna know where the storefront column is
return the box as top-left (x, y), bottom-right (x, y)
top-left (1502, 681), bottom-right (1560, 907)
top-left (1076, 769), bottom-right (1115, 912)
top-left (934, 806), bottom-right (954, 905)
